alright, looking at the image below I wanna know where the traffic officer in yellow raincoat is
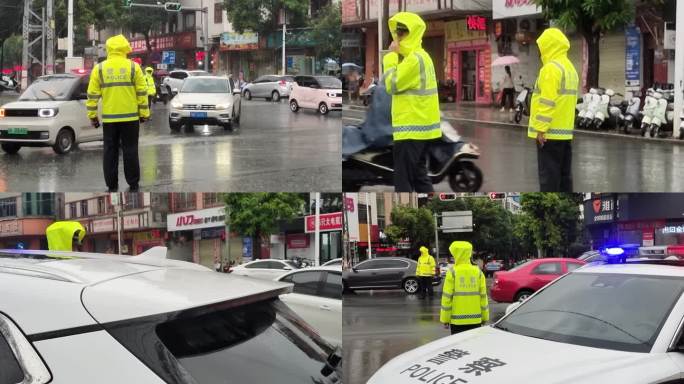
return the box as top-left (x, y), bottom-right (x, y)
top-left (383, 12), bottom-right (441, 192)
top-left (416, 246), bottom-right (436, 299)
top-left (528, 28), bottom-right (579, 192)
top-left (144, 66), bottom-right (157, 109)
top-left (46, 221), bottom-right (86, 252)
top-left (87, 34), bottom-right (150, 193)
top-left (440, 241), bottom-right (489, 335)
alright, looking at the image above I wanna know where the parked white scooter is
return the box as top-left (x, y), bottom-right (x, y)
top-left (640, 88), bottom-right (658, 136)
top-left (591, 88), bottom-right (612, 130)
top-left (646, 90), bottom-right (669, 138)
top-left (576, 89), bottom-right (594, 129)
top-left (578, 88), bottom-right (600, 129)
top-left (622, 92), bottom-right (641, 134)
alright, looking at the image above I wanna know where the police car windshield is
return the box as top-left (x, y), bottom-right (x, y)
top-left (180, 78), bottom-right (230, 93)
top-left (19, 76), bottom-right (77, 101)
top-left (498, 273), bottom-right (684, 353)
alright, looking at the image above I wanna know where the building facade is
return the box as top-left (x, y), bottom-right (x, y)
top-left (0, 193), bottom-right (60, 250)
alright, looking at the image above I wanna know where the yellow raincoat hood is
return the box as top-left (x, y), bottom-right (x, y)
top-left (145, 66), bottom-right (153, 73)
top-left (537, 28), bottom-right (570, 65)
top-left (449, 241), bottom-right (473, 266)
top-left (46, 221), bottom-right (86, 252)
top-left (388, 12), bottom-right (426, 57)
top-left (419, 246), bottom-right (429, 257)
top-left (106, 34), bottom-right (132, 58)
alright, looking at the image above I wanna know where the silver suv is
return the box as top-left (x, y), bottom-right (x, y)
top-left (242, 75), bottom-right (295, 101)
top-left (162, 69), bottom-right (210, 93)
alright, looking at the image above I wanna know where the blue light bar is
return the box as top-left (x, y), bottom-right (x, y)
top-left (604, 247), bottom-right (625, 256)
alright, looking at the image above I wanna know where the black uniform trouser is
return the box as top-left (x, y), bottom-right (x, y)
top-left (537, 140), bottom-right (573, 192)
top-left (450, 323), bottom-right (482, 335)
top-left (393, 140), bottom-right (434, 192)
top-left (103, 120), bottom-right (140, 190)
top-left (501, 88), bottom-right (515, 109)
top-left (418, 276), bottom-right (433, 298)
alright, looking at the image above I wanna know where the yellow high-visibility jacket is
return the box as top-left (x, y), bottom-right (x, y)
top-left (382, 12), bottom-right (441, 141)
top-left (144, 70), bottom-right (156, 96)
top-left (440, 241), bottom-right (489, 326)
top-left (87, 34), bottom-right (150, 123)
top-left (46, 221), bottom-right (85, 252)
top-left (528, 28), bottom-right (579, 141)
top-left (416, 246), bottom-right (436, 277)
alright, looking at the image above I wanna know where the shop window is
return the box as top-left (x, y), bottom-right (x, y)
top-left (214, 2), bottom-right (222, 23)
top-left (124, 193), bottom-right (143, 210)
top-left (22, 193), bottom-right (54, 216)
top-left (203, 193), bottom-right (223, 207)
top-left (174, 193), bottom-right (197, 211)
top-left (183, 12), bottom-right (195, 31)
top-left (0, 198), bottom-right (16, 218)
top-left (69, 203), bottom-right (76, 219)
top-left (80, 200), bottom-right (88, 217)
top-left (97, 197), bottom-right (106, 214)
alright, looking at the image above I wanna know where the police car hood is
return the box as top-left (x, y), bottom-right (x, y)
top-left (368, 326), bottom-right (679, 384)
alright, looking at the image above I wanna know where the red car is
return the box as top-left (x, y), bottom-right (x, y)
top-left (490, 258), bottom-right (585, 303)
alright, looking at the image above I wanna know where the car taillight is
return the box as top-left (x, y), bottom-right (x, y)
top-left (0, 108), bottom-right (4, 118)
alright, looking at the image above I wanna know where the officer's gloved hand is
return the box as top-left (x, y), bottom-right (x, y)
top-left (139, 116), bottom-right (148, 123)
top-left (90, 118), bottom-right (100, 128)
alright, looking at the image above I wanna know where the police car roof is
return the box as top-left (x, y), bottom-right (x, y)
top-left (576, 259), bottom-right (684, 277)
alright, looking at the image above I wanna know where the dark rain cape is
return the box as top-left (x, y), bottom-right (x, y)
top-left (342, 83), bottom-right (394, 159)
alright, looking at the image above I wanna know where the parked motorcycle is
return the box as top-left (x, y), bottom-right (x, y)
top-left (342, 83), bottom-right (483, 192)
top-left (0, 74), bottom-right (20, 93)
top-left (621, 92), bottom-right (641, 134)
top-left (578, 88), bottom-right (601, 129)
top-left (513, 84), bottom-right (532, 124)
top-left (640, 88), bottom-right (658, 137)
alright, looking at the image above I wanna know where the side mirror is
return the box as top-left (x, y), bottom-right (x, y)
top-left (505, 301), bottom-right (522, 315)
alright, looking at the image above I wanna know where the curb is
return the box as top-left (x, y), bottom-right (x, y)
top-left (343, 104), bottom-right (684, 145)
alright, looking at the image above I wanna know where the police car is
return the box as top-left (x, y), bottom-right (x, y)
top-left (0, 247), bottom-right (341, 383)
top-left (0, 72), bottom-right (100, 154)
top-left (368, 248), bottom-right (684, 384)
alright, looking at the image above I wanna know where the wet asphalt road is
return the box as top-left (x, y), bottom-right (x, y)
top-left (0, 96), bottom-right (341, 191)
top-left (343, 108), bottom-right (684, 192)
top-left (343, 278), bottom-right (507, 384)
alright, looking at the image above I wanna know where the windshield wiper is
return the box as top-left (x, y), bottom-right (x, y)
top-left (40, 90), bottom-right (56, 100)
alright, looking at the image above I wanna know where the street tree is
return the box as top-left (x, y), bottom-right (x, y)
top-left (385, 206), bottom-right (435, 257)
top-left (119, 2), bottom-right (170, 65)
top-left (533, 0), bottom-right (660, 88)
top-left (222, 0), bottom-right (309, 36)
top-left (309, 2), bottom-right (341, 62)
top-left (428, 197), bottom-right (514, 261)
top-left (224, 193), bottom-right (305, 260)
top-left (517, 193), bottom-right (584, 257)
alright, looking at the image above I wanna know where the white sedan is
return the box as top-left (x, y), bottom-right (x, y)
top-left (276, 266), bottom-right (342, 345)
top-left (0, 73), bottom-right (99, 154)
top-left (368, 258), bottom-right (684, 384)
top-left (0, 247), bottom-right (341, 383)
top-left (168, 75), bottom-right (241, 132)
top-left (230, 258), bottom-right (300, 280)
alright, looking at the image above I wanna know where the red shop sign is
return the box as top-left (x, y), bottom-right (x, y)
top-left (466, 15), bottom-right (487, 31)
top-left (305, 212), bottom-right (343, 233)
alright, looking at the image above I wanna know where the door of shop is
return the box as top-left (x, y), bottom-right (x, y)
top-left (450, 43), bottom-right (491, 104)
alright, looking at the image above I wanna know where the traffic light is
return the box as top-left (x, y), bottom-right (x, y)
top-left (123, 0), bottom-right (132, 7)
top-left (164, 2), bottom-right (182, 11)
top-left (489, 192), bottom-right (506, 200)
top-left (439, 193), bottom-right (457, 201)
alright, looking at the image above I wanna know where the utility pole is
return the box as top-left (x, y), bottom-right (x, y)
top-left (46, 0), bottom-right (54, 74)
top-left (282, 12), bottom-right (287, 75)
top-left (434, 212), bottom-right (439, 260)
top-left (365, 192), bottom-right (371, 259)
top-left (67, 0), bottom-right (73, 57)
top-left (314, 192), bottom-right (321, 266)
top-left (224, 204), bottom-right (231, 269)
top-left (675, 1), bottom-right (684, 136)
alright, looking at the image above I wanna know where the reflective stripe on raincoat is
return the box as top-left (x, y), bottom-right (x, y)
top-left (382, 12), bottom-right (441, 141)
top-left (46, 221), bottom-right (86, 252)
top-left (416, 246), bottom-right (436, 277)
top-left (440, 241), bottom-right (489, 325)
top-left (528, 28), bottom-right (579, 141)
top-left (87, 34), bottom-right (150, 123)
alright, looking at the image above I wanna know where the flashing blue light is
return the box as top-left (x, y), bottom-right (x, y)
top-left (604, 247), bottom-right (625, 256)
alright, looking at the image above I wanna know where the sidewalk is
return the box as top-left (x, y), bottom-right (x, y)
top-left (345, 102), bottom-right (684, 145)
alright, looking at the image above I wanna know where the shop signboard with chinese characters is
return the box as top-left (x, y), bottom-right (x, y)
top-left (220, 32), bottom-right (259, 51)
top-left (584, 196), bottom-right (615, 223)
top-left (129, 32), bottom-right (196, 54)
top-left (625, 25), bottom-right (641, 90)
top-left (466, 16), bottom-right (487, 31)
top-left (167, 207), bottom-right (226, 231)
top-left (0, 220), bottom-right (22, 237)
top-left (344, 194), bottom-right (360, 242)
top-left (493, 0), bottom-right (541, 19)
top-left (92, 218), bottom-right (114, 233)
top-left (287, 233), bottom-right (310, 249)
top-left (304, 212), bottom-right (343, 233)
top-left (446, 20), bottom-right (487, 42)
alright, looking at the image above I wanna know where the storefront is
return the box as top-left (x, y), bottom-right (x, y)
top-left (446, 18), bottom-right (491, 104)
top-left (79, 212), bottom-right (162, 255)
top-left (219, 32), bottom-right (265, 80)
top-left (585, 194), bottom-right (684, 249)
top-left (273, 212), bottom-right (343, 265)
top-left (128, 31), bottom-right (197, 70)
top-left (0, 218), bottom-right (53, 250)
top-left (167, 206), bottom-right (246, 269)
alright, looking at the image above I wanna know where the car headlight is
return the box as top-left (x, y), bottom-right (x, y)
top-left (171, 100), bottom-right (182, 109)
top-left (38, 108), bottom-right (58, 118)
top-left (215, 103), bottom-right (230, 110)
top-left (327, 92), bottom-right (338, 98)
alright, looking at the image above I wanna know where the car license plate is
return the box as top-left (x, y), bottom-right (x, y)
top-left (8, 128), bottom-right (27, 135)
top-left (190, 112), bottom-right (207, 118)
